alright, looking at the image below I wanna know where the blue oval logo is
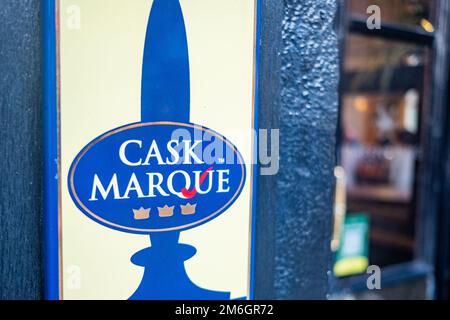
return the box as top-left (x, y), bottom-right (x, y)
top-left (68, 122), bottom-right (246, 234)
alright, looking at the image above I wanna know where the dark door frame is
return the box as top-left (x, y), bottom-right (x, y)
top-left (435, 52), bottom-right (450, 301)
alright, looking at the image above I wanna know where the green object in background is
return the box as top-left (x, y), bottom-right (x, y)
top-left (333, 214), bottom-right (370, 277)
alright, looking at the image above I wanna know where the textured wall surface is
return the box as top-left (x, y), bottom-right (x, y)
top-left (255, 0), bottom-right (338, 299)
top-left (0, 0), bottom-right (43, 299)
top-left (276, 0), bottom-right (338, 299)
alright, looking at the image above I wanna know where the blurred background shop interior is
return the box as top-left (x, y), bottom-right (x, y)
top-left (330, 0), bottom-right (449, 300)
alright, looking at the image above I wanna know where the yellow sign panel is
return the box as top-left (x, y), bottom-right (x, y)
top-left (46, 0), bottom-right (259, 300)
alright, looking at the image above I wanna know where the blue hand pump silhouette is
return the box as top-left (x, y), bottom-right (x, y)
top-left (129, 0), bottom-right (231, 300)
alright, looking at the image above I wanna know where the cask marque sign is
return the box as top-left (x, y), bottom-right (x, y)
top-left (45, 0), bottom-right (259, 300)
top-left (69, 122), bottom-right (246, 234)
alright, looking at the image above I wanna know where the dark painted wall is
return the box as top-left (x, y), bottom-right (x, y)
top-left (0, 0), bottom-right (43, 299)
top-left (0, 0), bottom-right (338, 299)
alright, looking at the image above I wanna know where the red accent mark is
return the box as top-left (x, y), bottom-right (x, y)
top-left (181, 166), bottom-right (213, 199)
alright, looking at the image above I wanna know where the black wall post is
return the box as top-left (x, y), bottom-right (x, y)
top-left (255, 0), bottom-right (339, 299)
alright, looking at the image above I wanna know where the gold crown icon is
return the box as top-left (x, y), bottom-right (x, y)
top-left (158, 205), bottom-right (174, 218)
top-left (181, 203), bottom-right (197, 215)
top-left (133, 207), bottom-right (150, 220)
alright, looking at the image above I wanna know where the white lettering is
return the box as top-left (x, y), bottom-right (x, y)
top-left (217, 170), bottom-right (230, 193)
top-left (143, 140), bottom-right (165, 165)
top-left (183, 140), bottom-right (204, 164)
top-left (193, 170), bottom-right (213, 194)
top-left (119, 140), bottom-right (142, 166)
top-left (167, 170), bottom-right (191, 198)
top-left (146, 172), bottom-right (169, 197)
top-left (166, 140), bottom-right (181, 165)
top-left (89, 174), bottom-right (123, 201)
top-left (123, 173), bottom-right (145, 199)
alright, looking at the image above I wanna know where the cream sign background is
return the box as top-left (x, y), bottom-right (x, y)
top-left (59, 0), bottom-right (257, 299)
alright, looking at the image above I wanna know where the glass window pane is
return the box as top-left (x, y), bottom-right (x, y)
top-left (340, 34), bottom-right (430, 268)
top-left (348, 0), bottom-right (435, 30)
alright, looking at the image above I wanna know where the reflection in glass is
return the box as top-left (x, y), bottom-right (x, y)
top-left (340, 35), bottom-right (430, 268)
top-left (348, 0), bottom-right (434, 29)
